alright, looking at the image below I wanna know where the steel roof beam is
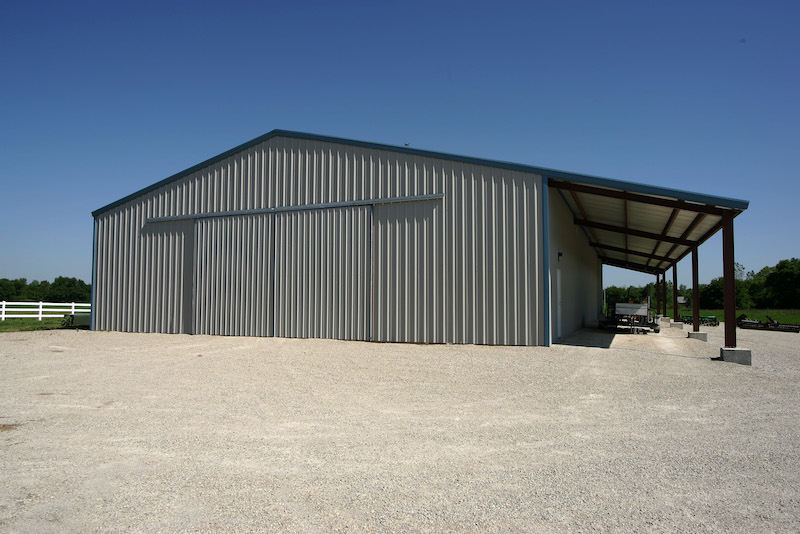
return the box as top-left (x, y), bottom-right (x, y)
top-left (568, 190), bottom-right (604, 252)
top-left (646, 208), bottom-right (680, 268)
top-left (603, 258), bottom-right (662, 275)
top-left (590, 243), bottom-right (673, 263)
top-left (624, 199), bottom-right (629, 262)
top-left (647, 208), bottom-right (681, 265)
top-left (549, 180), bottom-right (734, 217)
top-left (656, 213), bottom-right (708, 269)
top-left (672, 219), bottom-right (724, 265)
top-left (574, 218), bottom-right (695, 246)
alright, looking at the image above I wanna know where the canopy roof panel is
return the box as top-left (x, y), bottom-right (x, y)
top-left (550, 179), bottom-right (746, 275)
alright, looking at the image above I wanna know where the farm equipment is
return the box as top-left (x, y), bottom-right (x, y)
top-left (679, 314), bottom-right (719, 326)
top-left (736, 314), bottom-right (800, 333)
top-left (600, 302), bottom-right (661, 334)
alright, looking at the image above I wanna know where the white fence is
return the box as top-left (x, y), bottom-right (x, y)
top-left (0, 301), bottom-right (91, 321)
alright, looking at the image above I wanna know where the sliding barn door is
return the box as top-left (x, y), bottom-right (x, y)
top-left (273, 206), bottom-right (371, 340)
top-left (372, 200), bottom-right (442, 343)
top-left (193, 215), bottom-right (274, 336)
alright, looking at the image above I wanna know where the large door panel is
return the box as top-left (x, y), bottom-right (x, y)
top-left (273, 206), bottom-right (371, 340)
top-left (137, 220), bottom-right (193, 334)
top-left (193, 215), bottom-right (273, 336)
top-left (373, 201), bottom-right (441, 343)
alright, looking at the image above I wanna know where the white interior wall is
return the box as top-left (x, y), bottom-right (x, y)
top-left (549, 190), bottom-right (602, 340)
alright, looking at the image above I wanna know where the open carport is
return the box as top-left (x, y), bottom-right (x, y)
top-left (1, 328), bottom-right (798, 532)
top-left (548, 176), bottom-right (748, 358)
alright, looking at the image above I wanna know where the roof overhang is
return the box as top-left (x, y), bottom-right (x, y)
top-left (548, 178), bottom-right (748, 275)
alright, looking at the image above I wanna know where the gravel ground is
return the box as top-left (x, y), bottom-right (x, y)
top-left (1, 324), bottom-right (798, 532)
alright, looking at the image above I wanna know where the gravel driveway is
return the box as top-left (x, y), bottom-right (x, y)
top-left (1, 325), bottom-right (798, 532)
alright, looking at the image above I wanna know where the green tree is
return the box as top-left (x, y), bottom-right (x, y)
top-left (699, 276), bottom-right (753, 309)
top-left (0, 278), bottom-right (27, 301)
top-left (605, 286), bottom-right (627, 306)
top-left (733, 262), bottom-right (753, 309)
top-left (0, 277), bottom-right (92, 302)
top-left (699, 278), bottom-right (724, 309)
top-left (610, 258), bottom-right (799, 311)
top-left (764, 258), bottom-right (800, 308)
top-left (22, 280), bottom-right (51, 301)
top-left (747, 266), bottom-right (772, 308)
top-left (676, 284), bottom-right (691, 308)
top-left (46, 277), bottom-right (91, 302)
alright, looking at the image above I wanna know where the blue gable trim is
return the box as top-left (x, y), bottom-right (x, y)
top-left (92, 129), bottom-right (750, 217)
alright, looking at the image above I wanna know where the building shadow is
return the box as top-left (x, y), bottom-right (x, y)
top-left (555, 328), bottom-right (617, 349)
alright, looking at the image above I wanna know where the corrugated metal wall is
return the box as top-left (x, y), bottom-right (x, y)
top-left (194, 214), bottom-right (273, 337)
top-left (94, 136), bottom-right (545, 345)
top-left (274, 206), bottom-right (371, 340)
top-left (95, 214), bottom-right (193, 334)
top-left (440, 166), bottom-right (542, 345)
top-left (373, 200), bottom-right (442, 343)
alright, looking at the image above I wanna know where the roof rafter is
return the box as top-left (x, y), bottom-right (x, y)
top-left (589, 243), bottom-right (673, 263)
top-left (646, 208), bottom-right (680, 268)
top-left (624, 199), bottom-right (629, 262)
top-left (655, 213), bottom-right (708, 270)
top-left (574, 218), bottom-right (694, 246)
top-left (549, 180), bottom-right (734, 217)
top-left (603, 258), bottom-right (662, 275)
top-left (568, 190), bottom-right (604, 252)
top-left (672, 219), bottom-right (725, 265)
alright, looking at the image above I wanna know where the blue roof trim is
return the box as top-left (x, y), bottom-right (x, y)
top-left (92, 129), bottom-right (750, 217)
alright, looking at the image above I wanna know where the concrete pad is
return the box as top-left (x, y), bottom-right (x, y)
top-left (660, 317), bottom-right (671, 327)
top-left (720, 347), bottom-right (752, 366)
top-left (671, 321), bottom-right (685, 329)
top-left (688, 331), bottom-right (708, 342)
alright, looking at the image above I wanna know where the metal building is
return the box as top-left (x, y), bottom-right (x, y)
top-left (92, 130), bottom-right (749, 347)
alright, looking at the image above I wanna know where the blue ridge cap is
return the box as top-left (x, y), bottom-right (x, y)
top-left (92, 129), bottom-right (750, 217)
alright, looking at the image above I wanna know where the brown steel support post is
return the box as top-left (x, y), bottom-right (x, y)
top-left (657, 274), bottom-right (661, 316)
top-left (661, 273), bottom-right (667, 317)
top-left (722, 214), bottom-right (737, 347)
top-left (655, 275), bottom-right (661, 315)
top-left (672, 265), bottom-right (679, 321)
top-left (656, 275), bottom-right (660, 316)
top-left (655, 275), bottom-right (660, 315)
top-left (692, 247), bottom-right (700, 332)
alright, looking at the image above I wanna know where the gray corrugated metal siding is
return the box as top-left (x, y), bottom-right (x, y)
top-left (93, 136), bottom-right (545, 345)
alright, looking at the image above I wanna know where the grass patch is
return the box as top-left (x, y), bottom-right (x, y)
top-left (670, 308), bottom-right (800, 325)
top-left (0, 318), bottom-right (67, 333)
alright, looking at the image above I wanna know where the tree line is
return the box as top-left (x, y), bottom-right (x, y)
top-left (3, 259), bottom-right (798, 310)
top-left (0, 277), bottom-right (91, 303)
top-left (606, 258), bottom-right (800, 310)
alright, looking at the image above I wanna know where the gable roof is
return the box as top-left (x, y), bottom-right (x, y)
top-left (93, 129), bottom-right (749, 217)
top-left (92, 129), bottom-right (748, 275)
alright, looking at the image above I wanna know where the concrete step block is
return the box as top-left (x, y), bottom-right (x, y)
top-left (720, 347), bottom-right (752, 366)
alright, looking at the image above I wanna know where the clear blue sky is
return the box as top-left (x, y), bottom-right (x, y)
top-left (1, 0), bottom-right (797, 288)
